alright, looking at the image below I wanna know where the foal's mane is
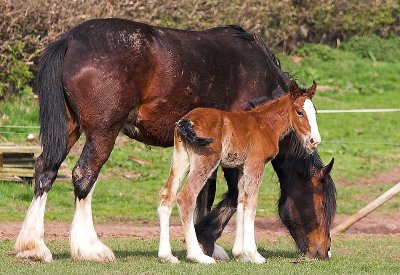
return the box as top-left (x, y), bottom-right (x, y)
top-left (245, 86), bottom-right (307, 111)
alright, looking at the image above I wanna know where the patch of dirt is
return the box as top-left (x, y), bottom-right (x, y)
top-left (2, 214), bottom-right (399, 241)
top-left (358, 166), bottom-right (400, 186)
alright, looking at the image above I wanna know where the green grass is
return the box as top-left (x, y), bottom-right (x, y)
top-left (1, 236), bottom-right (399, 274)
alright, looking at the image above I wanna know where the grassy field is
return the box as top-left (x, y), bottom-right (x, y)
top-left (1, 36), bottom-right (400, 274)
top-left (1, 236), bottom-right (399, 274)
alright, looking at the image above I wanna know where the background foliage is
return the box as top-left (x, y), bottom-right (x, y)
top-left (0, 0), bottom-right (399, 98)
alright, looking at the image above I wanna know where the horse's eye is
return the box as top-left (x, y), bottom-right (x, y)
top-left (296, 110), bottom-right (303, 116)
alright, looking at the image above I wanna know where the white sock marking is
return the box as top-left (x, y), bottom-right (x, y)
top-left (15, 193), bottom-right (52, 262)
top-left (184, 216), bottom-right (215, 264)
top-left (232, 203), bottom-right (244, 258)
top-left (158, 205), bottom-right (178, 263)
top-left (70, 181), bottom-right (115, 261)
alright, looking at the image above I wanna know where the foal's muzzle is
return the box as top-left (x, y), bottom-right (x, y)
top-left (306, 135), bottom-right (321, 153)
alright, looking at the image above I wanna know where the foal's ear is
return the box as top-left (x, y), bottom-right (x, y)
top-left (305, 81), bottom-right (317, 99)
top-left (288, 80), bottom-right (301, 101)
top-left (319, 158), bottom-right (334, 178)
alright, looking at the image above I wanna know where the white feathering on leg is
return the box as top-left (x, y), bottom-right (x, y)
top-left (15, 193), bottom-right (52, 262)
top-left (69, 181), bottom-right (115, 261)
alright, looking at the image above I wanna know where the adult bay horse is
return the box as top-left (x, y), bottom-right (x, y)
top-left (15, 18), bottom-right (335, 262)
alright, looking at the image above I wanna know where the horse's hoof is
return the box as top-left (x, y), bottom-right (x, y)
top-left (159, 254), bottom-right (180, 264)
top-left (188, 253), bottom-right (216, 264)
top-left (212, 244), bottom-right (229, 260)
top-left (71, 239), bottom-right (115, 262)
top-left (15, 242), bottom-right (53, 263)
top-left (242, 251), bottom-right (266, 264)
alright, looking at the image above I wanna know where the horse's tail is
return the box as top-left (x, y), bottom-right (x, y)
top-left (36, 38), bottom-right (69, 169)
top-left (176, 118), bottom-right (213, 146)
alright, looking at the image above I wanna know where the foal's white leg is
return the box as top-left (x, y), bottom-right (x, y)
top-left (158, 205), bottom-right (179, 263)
top-left (15, 193), bottom-right (52, 262)
top-left (243, 207), bottom-right (265, 264)
top-left (232, 202), bottom-right (244, 259)
top-left (177, 162), bottom-right (219, 264)
top-left (158, 143), bottom-right (189, 263)
top-left (70, 181), bottom-right (115, 261)
top-left (183, 215), bottom-right (215, 264)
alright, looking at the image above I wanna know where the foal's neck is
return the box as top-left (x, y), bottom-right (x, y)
top-left (252, 94), bottom-right (292, 140)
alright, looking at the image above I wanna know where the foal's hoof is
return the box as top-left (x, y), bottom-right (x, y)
top-left (239, 251), bottom-right (266, 264)
top-left (15, 243), bottom-right (53, 263)
top-left (188, 253), bottom-right (216, 264)
top-left (159, 254), bottom-right (180, 264)
top-left (212, 244), bottom-right (230, 260)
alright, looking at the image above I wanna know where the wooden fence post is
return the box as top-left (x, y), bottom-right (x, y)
top-left (332, 182), bottom-right (400, 234)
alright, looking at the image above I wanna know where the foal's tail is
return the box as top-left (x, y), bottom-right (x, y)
top-left (176, 118), bottom-right (213, 146)
top-left (36, 38), bottom-right (69, 169)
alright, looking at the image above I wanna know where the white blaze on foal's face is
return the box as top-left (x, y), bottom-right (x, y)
top-left (303, 99), bottom-right (321, 151)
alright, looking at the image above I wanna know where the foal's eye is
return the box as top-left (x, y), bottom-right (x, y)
top-left (296, 110), bottom-right (303, 116)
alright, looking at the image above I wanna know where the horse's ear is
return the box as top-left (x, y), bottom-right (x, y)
top-left (288, 80), bottom-right (301, 101)
top-left (306, 81), bottom-right (317, 99)
top-left (319, 158), bottom-right (334, 178)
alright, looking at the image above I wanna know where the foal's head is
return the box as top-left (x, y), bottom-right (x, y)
top-left (288, 80), bottom-right (321, 154)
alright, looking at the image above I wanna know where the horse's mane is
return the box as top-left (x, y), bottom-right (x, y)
top-left (225, 25), bottom-right (290, 85)
top-left (228, 24), bottom-right (337, 232)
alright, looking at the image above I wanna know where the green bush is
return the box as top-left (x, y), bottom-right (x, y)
top-left (292, 44), bottom-right (338, 61)
top-left (0, 0), bottom-right (399, 98)
top-left (341, 35), bottom-right (400, 62)
top-left (0, 42), bottom-right (33, 99)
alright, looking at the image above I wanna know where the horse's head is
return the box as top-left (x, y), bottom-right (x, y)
top-left (288, 80), bottom-right (321, 154)
top-left (276, 154), bottom-right (336, 260)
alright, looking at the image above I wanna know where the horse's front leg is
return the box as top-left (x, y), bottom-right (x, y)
top-left (70, 128), bottom-right (119, 261)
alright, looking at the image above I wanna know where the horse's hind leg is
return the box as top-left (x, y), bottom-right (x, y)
top-left (15, 110), bottom-right (80, 262)
top-left (195, 167), bottom-right (239, 259)
top-left (195, 169), bottom-right (217, 221)
top-left (69, 126), bottom-right (120, 262)
top-left (158, 132), bottom-right (189, 263)
top-left (177, 156), bottom-right (220, 264)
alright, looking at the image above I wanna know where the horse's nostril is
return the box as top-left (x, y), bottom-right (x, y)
top-left (310, 138), bottom-right (314, 144)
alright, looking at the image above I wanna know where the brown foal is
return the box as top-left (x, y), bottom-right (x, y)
top-left (158, 80), bottom-right (321, 264)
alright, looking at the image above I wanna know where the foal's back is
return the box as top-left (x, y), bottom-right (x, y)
top-left (182, 106), bottom-right (276, 167)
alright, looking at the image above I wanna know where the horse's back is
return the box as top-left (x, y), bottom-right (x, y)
top-left (53, 18), bottom-right (285, 145)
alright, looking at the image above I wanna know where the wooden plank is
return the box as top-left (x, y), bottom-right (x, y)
top-left (332, 182), bottom-right (400, 234)
top-left (4, 163), bottom-right (35, 168)
top-left (0, 146), bottom-right (41, 154)
top-left (0, 176), bottom-right (23, 182)
top-left (0, 171), bottom-right (34, 177)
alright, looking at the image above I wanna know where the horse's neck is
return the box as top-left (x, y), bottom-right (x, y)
top-left (253, 94), bottom-right (292, 140)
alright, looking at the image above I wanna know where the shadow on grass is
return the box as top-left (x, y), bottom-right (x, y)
top-left (258, 248), bottom-right (298, 259)
top-left (53, 252), bottom-right (71, 260)
top-left (114, 248), bottom-right (298, 261)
